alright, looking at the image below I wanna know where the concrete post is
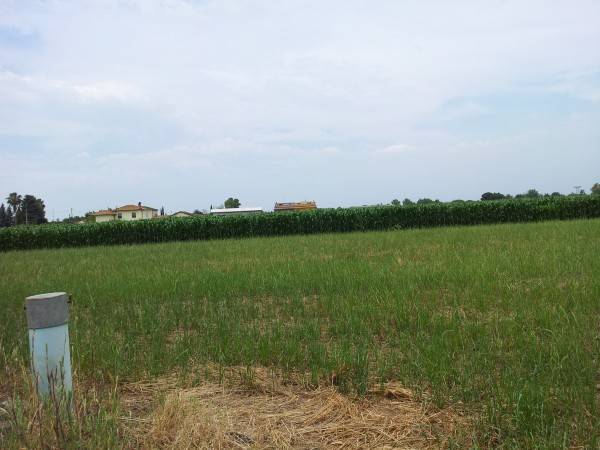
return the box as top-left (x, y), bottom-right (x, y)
top-left (25, 292), bottom-right (73, 398)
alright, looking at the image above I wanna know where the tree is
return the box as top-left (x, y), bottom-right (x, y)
top-left (19, 195), bottom-right (47, 225)
top-left (5, 205), bottom-right (13, 226)
top-left (416, 198), bottom-right (438, 205)
top-left (15, 207), bottom-right (24, 225)
top-left (224, 197), bottom-right (241, 208)
top-left (592, 183), bottom-right (600, 196)
top-left (0, 204), bottom-right (6, 227)
top-left (6, 192), bottom-right (21, 225)
top-left (481, 192), bottom-right (506, 201)
top-left (391, 199), bottom-right (400, 206)
top-left (402, 198), bottom-right (414, 206)
top-left (515, 189), bottom-right (540, 200)
top-left (550, 192), bottom-right (563, 197)
top-left (160, 206), bottom-right (165, 216)
top-left (62, 212), bottom-right (93, 224)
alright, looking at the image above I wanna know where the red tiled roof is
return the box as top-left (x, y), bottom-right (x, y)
top-left (91, 204), bottom-right (158, 215)
top-left (116, 204), bottom-right (157, 211)
top-left (90, 209), bottom-right (116, 216)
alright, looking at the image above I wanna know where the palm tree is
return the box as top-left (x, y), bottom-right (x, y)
top-left (6, 193), bottom-right (22, 225)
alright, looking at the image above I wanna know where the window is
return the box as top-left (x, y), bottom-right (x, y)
top-left (132, 212), bottom-right (137, 218)
top-left (117, 213), bottom-right (122, 219)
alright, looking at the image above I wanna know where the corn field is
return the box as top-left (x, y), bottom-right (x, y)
top-left (1, 196), bottom-right (599, 251)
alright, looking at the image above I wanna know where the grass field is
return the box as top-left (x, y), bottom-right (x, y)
top-left (1, 219), bottom-right (599, 448)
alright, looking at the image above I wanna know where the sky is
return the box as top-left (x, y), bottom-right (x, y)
top-left (0, 0), bottom-right (599, 218)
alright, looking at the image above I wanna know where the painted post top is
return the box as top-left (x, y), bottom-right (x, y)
top-left (25, 292), bottom-right (69, 329)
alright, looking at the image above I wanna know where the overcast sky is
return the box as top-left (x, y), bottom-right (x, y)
top-left (1, 0), bottom-right (599, 218)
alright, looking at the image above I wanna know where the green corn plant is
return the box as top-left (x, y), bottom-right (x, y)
top-left (1, 196), bottom-right (600, 252)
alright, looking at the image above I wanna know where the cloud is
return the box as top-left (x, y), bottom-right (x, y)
top-left (0, 70), bottom-right (144, 105)
top-left (72, 81), bottom-right (144, 104)
top-left (318, 147), bottom-right (340, 155)
top-left (375, 144), bottom-right (415, 155)
top-left (436, 100), bottom-right (490, 121)
top-left (542, 70), bottom-right (600, 103)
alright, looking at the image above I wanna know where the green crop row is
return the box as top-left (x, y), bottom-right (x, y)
top-left (1, 196), bottom-right (600, 251)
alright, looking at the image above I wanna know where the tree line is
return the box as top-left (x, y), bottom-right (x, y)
top-left (0, 193), bottom-right (47, 227)
top-left (479, 185), bottom-right (599, 201)
top-left (392, 183), bottom-right (600, 206)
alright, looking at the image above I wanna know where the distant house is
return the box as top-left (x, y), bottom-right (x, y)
top-left (90, 203), bottom-right (158, 222)
top-left (274, 201), bottom-right (317, 212)
top-left (171, 211), bottom-right (194, 218)
top-left (210, 207), bottom-right (263, 215)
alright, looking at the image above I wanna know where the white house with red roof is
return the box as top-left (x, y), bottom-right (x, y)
top-left (90, 202), bottom-right (158, 223)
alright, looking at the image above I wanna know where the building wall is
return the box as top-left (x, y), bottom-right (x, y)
top-left (117, 209), bottom-right (157, 221)
top-left (172, 212), bottom-right (192, 218)
top-left (95, 214), bottom-right (115, 223)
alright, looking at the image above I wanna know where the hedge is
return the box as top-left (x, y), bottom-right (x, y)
top-left (1, 196), bottom-right (600, 252)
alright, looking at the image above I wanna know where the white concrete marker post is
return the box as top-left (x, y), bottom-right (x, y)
top-left (25, 292), bottom-right (73, 400)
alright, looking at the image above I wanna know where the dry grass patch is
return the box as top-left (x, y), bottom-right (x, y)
top-left (0, 366), bottom-right (121, 450)
top-left (123, 368), bottom-right (472, 449)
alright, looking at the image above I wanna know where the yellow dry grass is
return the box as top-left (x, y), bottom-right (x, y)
top-left (121, 368), bottom-right (472, 449)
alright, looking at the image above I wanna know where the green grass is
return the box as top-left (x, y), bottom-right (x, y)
top-left (1, 219), bottom-right (599, 448)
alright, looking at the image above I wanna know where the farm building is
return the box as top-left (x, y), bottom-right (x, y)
top-left (171, 211), bottom-right (195, 218)
top-left (274, 201), bottom-right (317, 212)
top-left (90, 203), bottom-right (158, 222)
top-left (210, 207), bottom-right (263, 215)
